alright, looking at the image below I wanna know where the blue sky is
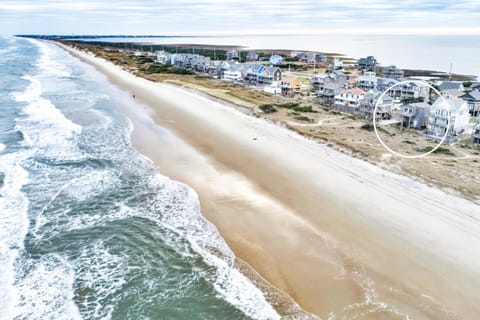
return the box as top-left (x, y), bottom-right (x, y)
top-left (1, 0), bottom-right (479, 35)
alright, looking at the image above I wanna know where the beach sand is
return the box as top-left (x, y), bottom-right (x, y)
top-left (59, 43), bottom-right (480, 319)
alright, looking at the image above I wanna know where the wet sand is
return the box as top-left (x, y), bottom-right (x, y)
top-left (59, 43), bottom-right (480, 319)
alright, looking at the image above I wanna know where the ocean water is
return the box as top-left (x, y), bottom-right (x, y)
top-left (0, 37), bottom-right (280, 320)
top-left (83, 34), bottom-right (480, 78)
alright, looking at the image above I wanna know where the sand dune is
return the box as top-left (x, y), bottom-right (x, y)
top-left (58, 42), bottom-right (480, 319)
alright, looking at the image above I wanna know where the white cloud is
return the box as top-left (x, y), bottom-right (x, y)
top-left (1, 0), bottom-right (479, 35)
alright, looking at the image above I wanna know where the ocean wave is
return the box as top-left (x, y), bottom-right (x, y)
top-left (0, 150), bottom-right (32, 319)
top-left (11, 75), bottom-right (82, 158)
top-left (73, 241), bottom-right (129, 320)
top-left (136, 173), bottom-right (281, 320)
top-left (12, 254), bottom-right (82, 320)
top-left (31, 40), bottom-right (72, 78)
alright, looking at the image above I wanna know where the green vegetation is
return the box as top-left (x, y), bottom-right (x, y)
top-left (259, 104), bottom-right (277, 113)
top-left (275, 102), bottom-right (299, 109)
top-left (294, 115), bottom-right (314, 122)
top-left (144, 63), bottom-right (194, 75)
top-left (418, 146), bottom-right (455, 155)
top-left (360, 123), bottom-right (374, 131)
top-left (293, 105), bottom-right (314, 112)
top-left (463, 81), bottom-right (472, 88)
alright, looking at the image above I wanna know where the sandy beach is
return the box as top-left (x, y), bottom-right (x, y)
top-left (58, 43), bottom-right (480, 319)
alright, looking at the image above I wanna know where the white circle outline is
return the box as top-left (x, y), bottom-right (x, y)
top-left (373, 80), bottom-right (451, 159)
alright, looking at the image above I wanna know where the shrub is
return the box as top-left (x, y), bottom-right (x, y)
top-left (293, 106), bottom-right (313, 112)
top-left (294, 115), bottom-right (313, 122)
top-left (361, 123), bottom-right (374, 131)
top-left (418, 146), bottom-right (455, 155)
top-left (275, 102), bottom-right (299, 109)
top-left (259, 104), bottom-right (277, 113)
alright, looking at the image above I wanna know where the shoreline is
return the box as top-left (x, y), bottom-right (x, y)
top-left (62, 40), bottom-right (480, 204)
top-left (57, 41), bottom-right (480, 319)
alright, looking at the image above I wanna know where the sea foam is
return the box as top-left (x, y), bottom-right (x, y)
top-left (0, 151), bottom-right (30, 319)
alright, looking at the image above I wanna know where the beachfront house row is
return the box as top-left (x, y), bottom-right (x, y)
top-left (358, 91), bottom-right (393, 119)
top-left (334, 88), bottom-right (366, 113)
top-left (382, 65), bottom-right (404, 79)
top-left (246, 52), bottom-right (259, 61)
top-left (460, 90), bottom-right (480, 116)
top-left (398, 102), bottom-right (430, 129)
top-left (426, 97), bottom-right (471, 143)
top-left (269, 55), bottom-right (284, 66)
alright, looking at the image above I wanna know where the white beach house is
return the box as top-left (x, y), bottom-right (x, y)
top-left (426, 97), bottom-right (471, 142)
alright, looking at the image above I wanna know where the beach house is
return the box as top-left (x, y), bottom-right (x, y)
top-left (438, 81), bottom-right (464, 92)
top-left (382, 65), bottom-right (404, 79)
top-left (377, 78), bottom-right (399, 93)
top-left (269, 54), bottom-right (284, 65)
top-left (357, 71), bottom-right (377, 90)
top-left (280, 77), bottom-right (301, 97)
top-left (426, 97), bottom-right (471, 142)
top-left (302, 52), bottom-right (327, 64)
top-left (223, 63), bottom-right (246, 82)
top-left (460, 90), bottom-right (480, 116)
top-left (332, 58), bottom-right (344, 71)
top-left (357, 56), bottom-right (377, 72)
top-left (156, 51), bottom-right (171, 65)
top-left (246, 52), bottom-right (259, 61)
top-left (334, 88), bottom-right (366, 113)
top-left (390, 81), bottom-right (429, 102)
top-left (226, 50), bottom-right (239, 60)
top-left (245, 64), bottom-right (265, 84)
top-left (358, 91), bottom-right (393, 119)
top-left (398, 102), bottom-right (430, 129)
top-left (473, 123), bottom-right (480, 146)
top-left (261, 66), bottom-right (282, 84)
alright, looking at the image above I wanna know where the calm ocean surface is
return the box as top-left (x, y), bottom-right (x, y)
top-left (0, 36), bottom-right (280, 320)
top-left (90, 34), bottom-right (480, 78)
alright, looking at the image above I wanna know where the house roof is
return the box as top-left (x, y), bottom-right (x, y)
top-left (432, 97), bottom-right (467, 112)
top-left (341, 87), bottom-right (366, 96)
top-left (441, 89), bottom-right (463, 98)
top-left (282, 76), bottom-right (300, 85)
top-left (461, 90), bottom-right (480, 101)
top-left (407, 102), bottom-right (430, 109)
top-left (264, 66), bottom-right (281, 73)
top-left (438, 81), bottom-right (462, 91)
top-left (247, 64), bottom-right (264, 72)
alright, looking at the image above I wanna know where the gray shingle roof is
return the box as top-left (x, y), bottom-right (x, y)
top-left (438, 81), bottom-right (462, 91)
